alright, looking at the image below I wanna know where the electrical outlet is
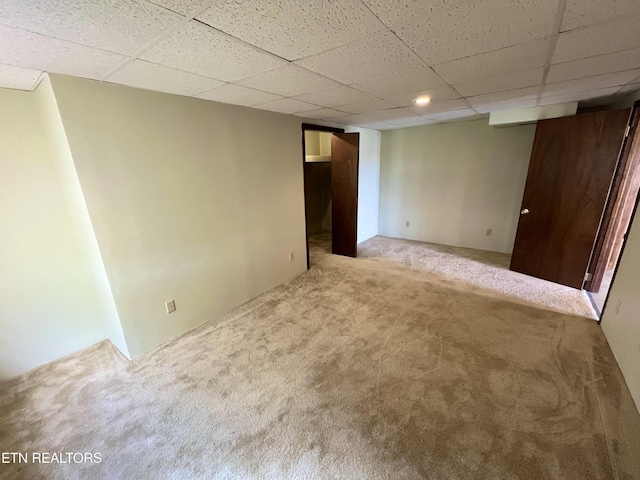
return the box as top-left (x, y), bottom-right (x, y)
top-left (289, 251), bottom-right (295, 261)
top-left (405, 221), bottom-right (410, 227)
top-left (165, 299), bottom-right (176, 314)
top-left (486, 228), bottom-right (492, 236)
top-left (615, 299), bottom-right (622, 315)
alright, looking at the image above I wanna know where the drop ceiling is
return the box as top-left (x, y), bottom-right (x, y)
top-left (1, 0), bottom-right (639, 130)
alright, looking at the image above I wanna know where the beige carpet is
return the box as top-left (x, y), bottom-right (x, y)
top-left (358, 235), bottom-right (597, 319)
top-left (1, 235), bottom-right (639, 479)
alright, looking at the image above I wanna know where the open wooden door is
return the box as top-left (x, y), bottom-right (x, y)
top-left (331, 133), bottom-right (359, 257)
top-left (510, 109), bottom-right (631, 289)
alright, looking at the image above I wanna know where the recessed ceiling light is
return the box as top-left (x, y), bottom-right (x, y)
top-left (413, 97), bottom-right (431, 105)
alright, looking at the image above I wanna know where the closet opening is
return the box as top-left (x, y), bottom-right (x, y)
top-left (302, 124), bottom-right (342, 268)
top-left (301, 123), bottom-right (361, 269)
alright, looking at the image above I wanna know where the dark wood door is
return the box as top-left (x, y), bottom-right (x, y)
top-left (510, 109), bottom-right (631, 289)
top-left (331, 133), bottom-right (359, 257)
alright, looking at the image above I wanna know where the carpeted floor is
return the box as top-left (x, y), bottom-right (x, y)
top-left (1, 235), bottom-right (639, 479)
top-left (358, 235), bottom-right (597, 319)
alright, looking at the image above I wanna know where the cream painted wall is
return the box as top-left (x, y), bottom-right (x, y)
top-left (0, 86), bottom-right (120, 378)
top-left (378, 120), bottom-right (536, 253)
top-left (303, 131), bottom-right (332, 157)
top-left (346, 127), bottom-right (381, 244)
top-left (319, 132), bottom-right (332, 156)
top-left (49, 75), bottom-right (308, 357)
top-left (601, 196), bottom-right (640, 413)
top-left (35, 76), bottom-right (129, 358)
top-left (304, 131), bottom-right (320, 155)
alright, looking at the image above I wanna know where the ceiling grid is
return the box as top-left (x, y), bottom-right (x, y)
top-left (1, 0), bottom-right (639, 130)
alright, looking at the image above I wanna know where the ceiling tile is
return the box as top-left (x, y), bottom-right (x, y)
top-left (410, 98), bottom-right (469, 115)
top-left (46, 48), bottom-right (128, 81)
top-left (424, 109), bottom-right (482, 121)
top-left (295, 31), bottom-right (425, 84)
top-left (473, 98), bottom-right (538, 114)
top-left (0, 26), bottom-right (60, 69)
top-left (0, 25), bottom-right (128, 80)
top-left (254, 98), bottom-right (318, 114)
top-left (467, 86), bottom-right (541, 107)
top-left (194, 84), bottom-right (282, 106)
top-left (547, 48), bottom-right (640, 83)
top-left (388, 116), bottom-right (432, 126)
top-left (350, 65), bottom-right (448, 97)
top-left (357, 122), bottom-right (401, 130)
top-left (146, 0), bottom-right (211, 16)
top-left (141, 20), bottom-right (285, 82)
top-left (454, 68), bottom-right (544, 97)
top-left (542, 69), bottom-right (640, 97)
top-left (538, 86), bottom-right (625, 106)
top-left (196, 0), bottom-right (382, 61)
top-left (107, 60), bottom-right (223, 96)
top-left (362, 0), bottom-right (558, 64)
top-left (295, 108), bottom-right (349, 120)
top-left (405, 123), bottom-right (440, 128)
top-left (439, 114), bottom-right (487, 124)
top-left (330, 114), bottom-right (376, 125)
top-left (552, 17), bottom-right (640, 64)
top-left (384, 86), bottom-right (462, 108)
top-left (0, 0), bottom-right (182, 56)
top-left (561, 0), bottom-right (640, 31)
top-left (433, 39), bottom-right (551, 84)
top-left (235, 64), bottom-right (340, 97)
top-left (336, 98), bottom-right (396, 114)
top-left (358, 122), bottom-right (401, 131)
top-left (618, 83), bottom-right (640, 95)
top-left (0, 64), bottom-right (41, 90)
top-left (293, 86), bottom-right (377, 108)
top-left (364, 108), bottom-right (420, 122)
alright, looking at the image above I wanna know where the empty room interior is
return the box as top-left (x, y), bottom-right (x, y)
top-left (2, 1), bottom-right (640, 478)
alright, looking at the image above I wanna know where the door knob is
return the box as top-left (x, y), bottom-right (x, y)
top-left (521, 208), bottom-right (530, 215)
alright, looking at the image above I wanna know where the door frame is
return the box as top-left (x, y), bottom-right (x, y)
top-left (598, 188), bottom-right (640, 324)
top-left (301, 123), bottom-right (344, 270)
top-left (585, 102), bottom-right (638, 294)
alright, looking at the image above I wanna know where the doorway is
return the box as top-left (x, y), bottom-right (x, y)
top-left (510, 108), bottom-right (632, 289)
top-left (586, 100), bottom-right (640, 317)
top-left (508, 100), bottom-right (640, 320)
top-left (301, 123), bottom-right (360, 269)
top-left (304, 127), bottom-right (334, 264)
